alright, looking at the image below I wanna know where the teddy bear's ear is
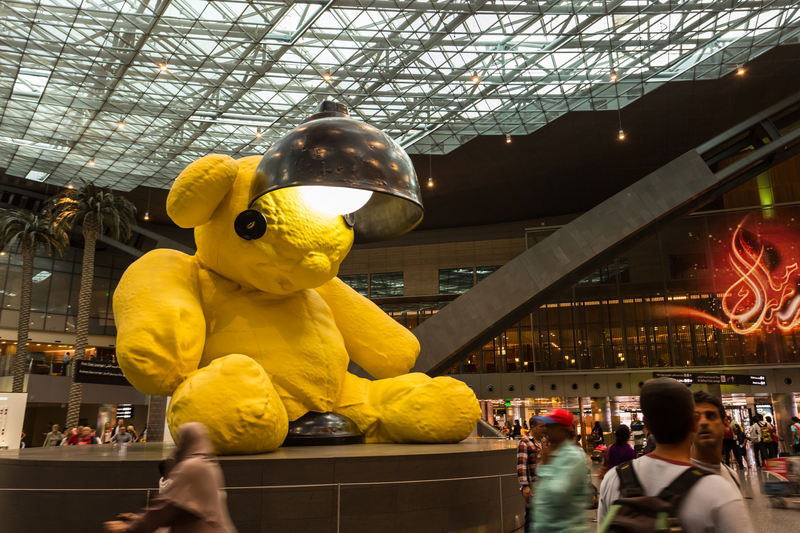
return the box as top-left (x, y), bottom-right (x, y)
top-left (167, 154), bottom-right (239, 228)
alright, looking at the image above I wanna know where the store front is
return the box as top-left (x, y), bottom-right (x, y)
top-left (480, 392), bottom-right (800, 450)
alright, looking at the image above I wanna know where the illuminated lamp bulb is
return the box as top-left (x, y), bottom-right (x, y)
top-left (160, 63), bottom-right (168, 71)
top-left (144, 212), bottom-right (150, 221)
top-left (427, 176), bottom-right (434, 188)
top-left (118, 121), bottom-right (125, 129)
top-left (618, 129), bottom-right (626, 140)
top-left (471, 72), bottom-right (480, 85)
top-left (737, 65), bottom-right (745, 75)
top-left (299, 186), bottom-right (373, 216)
top-left (88, 160), bottom-right (95, 166)
top-left (505, 134), bottom-right (512, 144)
top-left (0, 251), bottom-right (4, 256)
top-left (322, 69), bottom-right (332, 81)
top-left (67, 183), bottom-right (74, 189)
top-left (610, 71), bottom-right (618, 81)
top-left (255, 128), bottom-right (262, 138)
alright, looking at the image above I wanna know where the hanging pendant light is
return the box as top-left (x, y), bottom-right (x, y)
top-left (252, 101), bottom-right (424, 243)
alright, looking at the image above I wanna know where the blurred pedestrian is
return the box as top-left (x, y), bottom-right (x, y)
top-left (111, 426), bottom-right (133, 444)
top-left (103, 423), bottom-right (236, 533)
top-left (591, 421), bottom-right (604, 449)
top-left (518, 418), bottom-right (547, 532)
top-left (529, 409), bottom-right (591, 533)
top-left (602, 425), bottom-right (636, 476)
top-left (791, 417), bottom-right (800, 455)
top-left (43, 424), bottom-right (62, 447)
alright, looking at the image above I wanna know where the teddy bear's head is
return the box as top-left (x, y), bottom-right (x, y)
top-left (166, 154), bottom-right (353, 295)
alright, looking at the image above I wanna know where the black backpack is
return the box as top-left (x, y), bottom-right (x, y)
top-left (598, 461), bottom-right (710, 533)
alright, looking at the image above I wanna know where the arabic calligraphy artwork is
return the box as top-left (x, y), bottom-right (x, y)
top-left (671, 216), bottom-right (800, 333)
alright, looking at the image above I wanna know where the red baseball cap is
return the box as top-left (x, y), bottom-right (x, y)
top-left (533, 408), bottom-right (574, 429)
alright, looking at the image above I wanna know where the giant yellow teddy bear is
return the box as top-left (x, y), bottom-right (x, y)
top-left (113, 154), bottom-right (480, 454)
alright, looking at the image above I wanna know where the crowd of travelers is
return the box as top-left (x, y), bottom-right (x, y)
top-left (514, 378), bottom-right (800, 532)
top-left (41, 419), bottom-right (145, 446)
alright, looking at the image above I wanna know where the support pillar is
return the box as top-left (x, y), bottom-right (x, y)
top-left (611, 399), bottom-right (621, 431)
top-left (771, 393), bottom-right (798, 449)
top-left (591, 397), bottom-right (612, 434)
top-left (145, 395), bottom-right (169, 442)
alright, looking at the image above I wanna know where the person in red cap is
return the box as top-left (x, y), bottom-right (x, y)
top-left (529, 408), bottom-right (591, 532)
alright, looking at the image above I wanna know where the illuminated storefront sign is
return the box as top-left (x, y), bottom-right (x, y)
top-left (653, 372), bottom-right (766, 386)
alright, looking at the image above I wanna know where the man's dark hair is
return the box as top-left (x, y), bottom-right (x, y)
top-left (792, 417), bottom-right (800, 423)
top-left (765, 415), bottom-right (772, 423)
top-left (615, 424), bottom-right (631, 445)
top-left (693, 391), bottom-right (725, 421)
top-left (641, 378), bottom-right (695, 444)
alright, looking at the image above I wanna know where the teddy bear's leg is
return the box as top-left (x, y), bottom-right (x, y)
top-left (334, 371), bottom-right (480, 443)
top-left (167, 354), bottom-right (289, 454)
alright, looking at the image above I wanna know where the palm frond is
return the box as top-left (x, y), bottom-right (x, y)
top-left (0, 207), bottom-right (69, 257)
top-left (48, 180), bottom-right (137, 240)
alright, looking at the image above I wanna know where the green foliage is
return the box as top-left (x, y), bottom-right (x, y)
top-left (0, 207), bottom-right (69, 257)
top-left (50, 180), bottom-right (137, 240)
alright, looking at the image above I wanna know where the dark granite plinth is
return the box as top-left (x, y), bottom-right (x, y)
top-left (0, 440), bottom-right (523, 533)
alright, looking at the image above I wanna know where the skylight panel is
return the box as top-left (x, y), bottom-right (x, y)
top-left (12, 69), bottom-right (51, 100)
top-left (24, 170), bottom-right (50, 182)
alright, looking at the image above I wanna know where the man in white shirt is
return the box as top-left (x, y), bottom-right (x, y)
top-left (598, 378), bottom-right (753, 533)
top-left (690, 391), bottom-right (741, 491)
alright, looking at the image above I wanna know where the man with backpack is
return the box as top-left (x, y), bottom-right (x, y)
top-left (749, 414), bottom-right (770, 466)
top-left (597, 378), bottom-right (752, 533)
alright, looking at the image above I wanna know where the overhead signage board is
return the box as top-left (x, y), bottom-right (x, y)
top-left (653, 372), bottom-right (766, 386)
top-left (73, 360), bottom-right (131, 387)
top-left (116, 404), bottom-right (134, 419)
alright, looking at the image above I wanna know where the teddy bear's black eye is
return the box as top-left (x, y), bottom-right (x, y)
top-left (342, 213), bottom-right (355, 228)
top-left (234, 209), bottom-right (268, 240)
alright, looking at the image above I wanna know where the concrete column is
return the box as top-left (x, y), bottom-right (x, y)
top-left (611, 399), bottom-right (621, 431)
top-left (591, 397), bottom-right (612, 433)
top-left (145, 395), bottom-right (169, 442)
top-left (772, 393), bottom-right (798, 449)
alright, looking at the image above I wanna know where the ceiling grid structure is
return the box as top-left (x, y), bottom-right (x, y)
top-left (0, 0), bottom-right (799, 192)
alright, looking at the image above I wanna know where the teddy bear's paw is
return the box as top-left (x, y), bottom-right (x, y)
top-left (167, 354), bottom-right (288, 454)
top-left (380, 375), bottom-right (481, 444)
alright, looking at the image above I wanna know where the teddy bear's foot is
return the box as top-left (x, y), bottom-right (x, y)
top-left (167, 353), bottom-right (288, 454)
top-left (370, 373), bottom-right (481, 444)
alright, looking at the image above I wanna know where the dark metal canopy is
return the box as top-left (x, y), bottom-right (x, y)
top-left (251, 101), bottom-right (424, 244)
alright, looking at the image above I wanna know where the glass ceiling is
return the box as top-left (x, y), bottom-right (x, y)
top-left (1, 0), bottom-right (799, 192)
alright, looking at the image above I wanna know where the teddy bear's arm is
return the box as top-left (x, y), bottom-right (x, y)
top-left (314, 277), bottom-right (419, 379)
top-left (114, 249), bottom-right (206, 396)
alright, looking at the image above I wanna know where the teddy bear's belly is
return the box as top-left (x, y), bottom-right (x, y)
top-left (199, 289), bottom-right (349, 419)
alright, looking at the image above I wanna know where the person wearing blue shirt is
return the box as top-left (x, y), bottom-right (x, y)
top-left (529, 408), bottom-right (591, 533)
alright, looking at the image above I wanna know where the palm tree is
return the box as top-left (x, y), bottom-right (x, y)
top-left (50, 182), bottom-right (136, 428)
top-left (0, 208), bottom-right (69, 393)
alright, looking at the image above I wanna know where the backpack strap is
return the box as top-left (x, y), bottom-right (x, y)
top-left (616, 461), bottom-right (644, 498)
top-left (656, 467), bottom-right (709, 509)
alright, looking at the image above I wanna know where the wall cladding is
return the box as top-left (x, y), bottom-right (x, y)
top-left (338, 238), bottom-right (526, 297)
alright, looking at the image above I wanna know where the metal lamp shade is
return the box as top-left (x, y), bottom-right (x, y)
top-left (251, 101), bottom-right (424, 243)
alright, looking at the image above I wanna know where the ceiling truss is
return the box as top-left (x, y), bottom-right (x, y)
top-left (0, 0), bottom-right (799, 191)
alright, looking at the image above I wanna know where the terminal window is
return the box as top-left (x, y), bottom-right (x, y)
top-left (439, 268), bottom-right (474, 294)
top-left (370, 272), bottom-right (404, 298)
top-left (338, 274), bottom-right (368, 297)
top-left (476, 266), bottom-right (500, 283)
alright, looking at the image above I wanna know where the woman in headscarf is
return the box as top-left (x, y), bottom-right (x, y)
top-left (103, 423), bottom-right (237, 533)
